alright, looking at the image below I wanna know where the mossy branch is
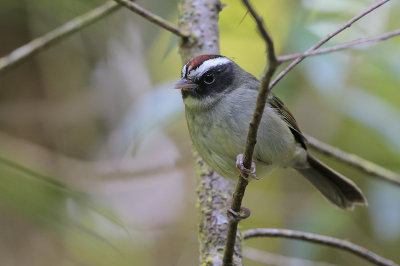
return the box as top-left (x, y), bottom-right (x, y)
top-left (177, 0), bottom-right (242, 265)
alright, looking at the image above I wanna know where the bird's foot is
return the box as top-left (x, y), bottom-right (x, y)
top-left (236, 154), bottom-right (260, 181)
top-left (227, 206), bottom-right (251, 222)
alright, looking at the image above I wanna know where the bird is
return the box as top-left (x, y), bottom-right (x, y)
top-left (175, 54), bottom-right (367, 209)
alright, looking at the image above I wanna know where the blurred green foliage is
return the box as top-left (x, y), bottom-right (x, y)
top-left (0, 0), bottom-right (399, 265)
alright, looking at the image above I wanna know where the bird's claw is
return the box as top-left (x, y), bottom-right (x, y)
top-left (236, 154), bottom-right (260, 180)
top-left (227, 206), bottom-right (251, 222)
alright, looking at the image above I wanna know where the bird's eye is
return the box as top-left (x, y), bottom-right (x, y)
top-left (203, 73), bottom-right (215, 84)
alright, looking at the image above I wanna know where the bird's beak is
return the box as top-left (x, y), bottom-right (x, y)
top-left (174, 78), bottom-right (197, 90)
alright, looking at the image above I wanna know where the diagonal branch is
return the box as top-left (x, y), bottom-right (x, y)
top-left (269, 0), bottom-right (391, 90)
top-left (0, 1), bottom-right (121, 75)
top-left (278, 29), bottom-right (400, 62)
top-left (222, 0), bottom-right (279, 265)
top-left (0, 0), bottom-right (192, 75)
top-left (114, 0), bottom-right (191, 38)
top-left (244, 229), bottom-right (397, 266)
top-left (224, 1), bottom-right (394, 265)
top-left (306, 135), bottom-right (400, 186)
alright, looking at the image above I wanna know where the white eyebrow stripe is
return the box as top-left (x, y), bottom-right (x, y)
top-left (181, 64), bottom-right (187, 77)
top-left (188, 57), bottom-right (231, 79)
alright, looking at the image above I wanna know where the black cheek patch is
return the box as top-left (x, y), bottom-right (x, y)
top-left (214, 69), bottom-right (234, 93)
top-left (181, 64), bottom-right (234, 99)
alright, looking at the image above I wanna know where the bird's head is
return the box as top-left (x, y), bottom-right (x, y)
top-left (175, 55), bottom-right (241, 109)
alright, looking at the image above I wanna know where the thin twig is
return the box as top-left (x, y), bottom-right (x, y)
top-left (269, 0), bottom-right (390, 90)
top-left (114, 0), bottom-right (191, 38)
top-left (244, 247), bottom-right (338, 266)
top-left (244, 229), bottom-right (398, 266)
top-left (223, 1), bottom-right (393, 265)
top-left (306, 135), bottom-right (400, 186)
top-left (278, 29), bottom-right (400, 62)
top-left (222, 0), bottom-right (279, 265)
top-left (0, 1), bottom-right (121, 74)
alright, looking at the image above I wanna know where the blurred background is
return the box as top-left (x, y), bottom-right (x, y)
top-left (0, 0), bottom-right (400, 265)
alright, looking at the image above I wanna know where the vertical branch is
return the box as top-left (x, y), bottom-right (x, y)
top-left (177, 0), bottom-right (242, 265)
top-left (194, 155), bottom-right (241, 265)
top-left (178, 0), bottom-right (223, 62)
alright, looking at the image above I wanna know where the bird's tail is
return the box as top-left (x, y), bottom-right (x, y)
top-left (296, 154), bottom-right (367, 209)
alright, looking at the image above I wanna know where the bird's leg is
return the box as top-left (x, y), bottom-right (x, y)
top-left (236, 154), bottom-right (261, 180)
top-left (227, 201), bottom-right (251, 221)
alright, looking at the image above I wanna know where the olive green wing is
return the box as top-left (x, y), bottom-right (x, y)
top-left (269, 94), bottom-right (308, 149)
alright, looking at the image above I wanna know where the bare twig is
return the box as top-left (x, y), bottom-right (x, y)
top-left (241, 2), bottom-right (278, 67)
top-left (0, 1), bottom-right (121, 74)
top-left (244, 229), bottom-right (398, 266)
top-left (223, 1), bottom-right (394, 265)
top-left (306, 135), bottom-right (400, 186)
top-left (244, 247), bottom-right (338, 266)
top-left (278, 29), bottom-right (400, 62)
top-left (269, 0), bottom-right (390, 90)
top-left (114, 0), bottom-right (191, 38)
top-left (222, 0), bottom-right (279, 265)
